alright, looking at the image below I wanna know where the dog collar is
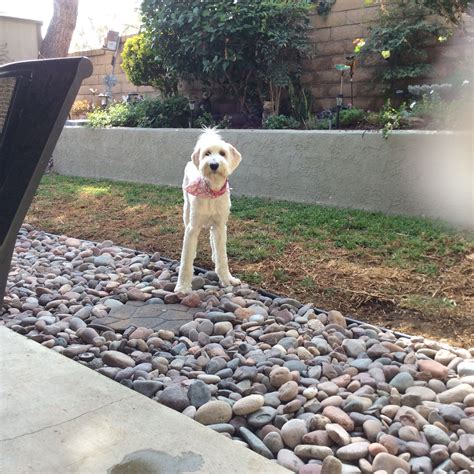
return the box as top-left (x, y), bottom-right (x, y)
top-left (184, 177), bottom-right (230, 198)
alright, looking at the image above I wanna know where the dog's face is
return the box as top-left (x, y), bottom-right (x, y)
top-left (192, 141), bottom-right (241, 183)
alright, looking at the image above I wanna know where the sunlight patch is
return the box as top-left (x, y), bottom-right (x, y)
top-left (79, 185), bottom-right (111, 196)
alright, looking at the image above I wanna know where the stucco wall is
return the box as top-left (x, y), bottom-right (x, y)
top-left (0, 15), bottom-right (42, 65)
top-left (52, 128), bottom-right (473, 229)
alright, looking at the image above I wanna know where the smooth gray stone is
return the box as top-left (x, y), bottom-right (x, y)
top-left (188, 380), bottom-right (211, 409)
top-left (239, 427), bottom-right (274, 459)
top-left (247, 406), bottom-right (277, 429)
top-left (132, 380), bottom-right (163, 398)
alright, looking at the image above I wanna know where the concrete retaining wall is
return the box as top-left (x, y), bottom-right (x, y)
top-left (52, 128), bottom-right (473, 228)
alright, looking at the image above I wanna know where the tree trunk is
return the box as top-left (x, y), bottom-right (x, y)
top-left (39, 0), bottom-right (79, 58)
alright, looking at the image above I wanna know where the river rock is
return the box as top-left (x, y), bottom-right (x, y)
top-left (195, 401), bottom-right (232, 425)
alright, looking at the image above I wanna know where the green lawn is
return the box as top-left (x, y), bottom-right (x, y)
top-left (28, 174), bottom-right (474, 346)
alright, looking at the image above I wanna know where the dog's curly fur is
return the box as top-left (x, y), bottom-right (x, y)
top-left (175, 128), bottom-right (242, 294)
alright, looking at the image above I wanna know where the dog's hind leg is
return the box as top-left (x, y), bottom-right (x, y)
top-left (175, 224), bottom-right (201, 294)
top-left (211, 224), bottom-right (241, 288)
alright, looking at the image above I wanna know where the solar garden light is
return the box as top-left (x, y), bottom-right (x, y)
top-left (335, 64), bottom-right (351, 129)
top-left (98, 92), bottom-right (109, 107)
top-left (126, 92), bottom-right (140, 104)
top-left (188, 99), bottom-right (196, 128)
top-left (100, 30), bottom-right (121, 105)
top-left (345, 55), bottom-right (356, 107)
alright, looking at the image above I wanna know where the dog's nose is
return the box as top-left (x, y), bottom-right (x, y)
top-left (210, 162), bottom-right (219, 171)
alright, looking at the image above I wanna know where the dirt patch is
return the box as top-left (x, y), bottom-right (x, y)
top-left (27, 178), bottom-right (473, 348)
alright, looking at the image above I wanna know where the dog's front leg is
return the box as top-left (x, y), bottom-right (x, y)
top-left (175, 225), bottom-right (201, 294)
top-left (211, 224), bottom-right (241, 288)
top-left (210, 228), bottom-right (217, 264)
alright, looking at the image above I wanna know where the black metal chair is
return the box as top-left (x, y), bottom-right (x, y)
top-left (0, 57), bottom-right (92, 304)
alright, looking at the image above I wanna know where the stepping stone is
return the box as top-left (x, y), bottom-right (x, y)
top-left (94, 302), bottom-right (198, 333)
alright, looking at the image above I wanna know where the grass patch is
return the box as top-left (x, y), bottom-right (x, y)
top-left (400, 294), bottom-right (458, 313)
top-left (27, 174), bottom-right (474, 347)
top-left (238, 272), bottom-right (263, 285)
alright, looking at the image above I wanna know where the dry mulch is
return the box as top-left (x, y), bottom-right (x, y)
top-left (26, 175), bottom-right (474, 348)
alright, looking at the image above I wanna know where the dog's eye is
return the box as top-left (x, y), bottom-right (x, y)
top-left (205, 151), bottom-right (211, 156)
top-left (219, 150), bottom-right (226, 157)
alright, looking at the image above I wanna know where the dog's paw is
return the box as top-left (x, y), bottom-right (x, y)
top-left (174, 284), bottom-right (192, 295)
top-left (220, 276), bottom-right (241, 287)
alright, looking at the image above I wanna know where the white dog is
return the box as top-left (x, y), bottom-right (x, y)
top-left (175, 128), bottom-right (242, 294)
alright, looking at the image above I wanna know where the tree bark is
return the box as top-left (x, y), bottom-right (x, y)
top-left (39, 0), bottom-right (79, 58)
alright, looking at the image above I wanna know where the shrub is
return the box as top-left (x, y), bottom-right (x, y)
top-left (87, 96), bottom-right (189, 129)
top-left (362, 1), bottom-right (449, 93)
top-left (410, 94), bottom-right (472, 130)
top-left (339, 108), bottom-right (367, 127)
top-left (192, 112), bottom-right (215, 129)
top-left (378, 100), bottom-right (410, 138)
top-left (122, 34), bottom-right (178, 98)
top-left (136, 0), bottom-right (312, 113)
top-left (70, 99), bottom-right (90, 118)
top-left (366, 111), bottom-right (381, 128)
top-left (288, 81), bottom-right (315, 129)
top-left (307, 118), bottom-right (332, 130)
top-left (146, 95), bottom-right (189, 128)
top-left (417, 0), bottom-right (472, 25)
top-left (263, 115), bottom-right (300, 129)
top-left (87, 102), bottom-right (141, 128)
top-left (192, 112), bottom-right (230, 129)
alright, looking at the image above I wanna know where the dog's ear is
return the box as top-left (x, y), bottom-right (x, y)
top-left (227, 144), bottom-right (242, 174)
top-left (191, 148), bottom-right (200, 168)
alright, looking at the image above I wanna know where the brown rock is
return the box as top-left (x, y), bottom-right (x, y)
top-left (101, 350), bottom-right (135, 369)
top-left (234, 307), bottom-right (254, 321)
top-left (127, 287), bottom-right (150, 301)
top-left (279, 381), bottom-right (299, 402)
top-left (181, 293), bottom-right (201, 308)
top-left (336, 441), bottom-right (369, 461)
top-left (129, 327), bottom-right (153, 340)
top-left (195, 401), bottom-right (232, 425)
top-left (270, 367), bottom-right (292, 388)
top-left (321, 455), bottom-right (342, 474)
top-left (322, 406), bottom-right (354, 432)
top-left (302, 430), bottom-right (333, 447)
top-left (260, 331), bottom-right (286, 345)
top-left (369, 443), bottom-right (388, 457)
top-left (326, 423), bottom-right (351, 446)
top-left (417, 359), bottom-right (448, 380)
top-left (294, 445), bottom-right (333, 461)
top-left (327, 310), bottom-right (346, 328)
top-left (372, 453), bottom-right (410, 474)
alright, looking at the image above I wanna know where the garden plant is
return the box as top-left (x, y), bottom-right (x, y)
top-left (84, 0), bottom-right (473, 134)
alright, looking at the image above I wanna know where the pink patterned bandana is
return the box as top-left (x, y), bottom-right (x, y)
top-left (184, 177), bottom-right (230, 199)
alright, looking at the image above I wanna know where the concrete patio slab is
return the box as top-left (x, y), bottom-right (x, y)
top-left (0, 327), bottom-right (288, 473)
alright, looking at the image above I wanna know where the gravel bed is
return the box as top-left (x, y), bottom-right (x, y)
top-left (2, 226), bottom-right (474, 473)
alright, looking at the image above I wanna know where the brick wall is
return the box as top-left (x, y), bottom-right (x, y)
top-left (306, 0), bottom-right (381, 110)
top-left (70, 1), bottom-right (472, 112)
top-left (306, 0), bottom-right (472, 111)
top-left (69, 35), bottom-right (157, 107)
